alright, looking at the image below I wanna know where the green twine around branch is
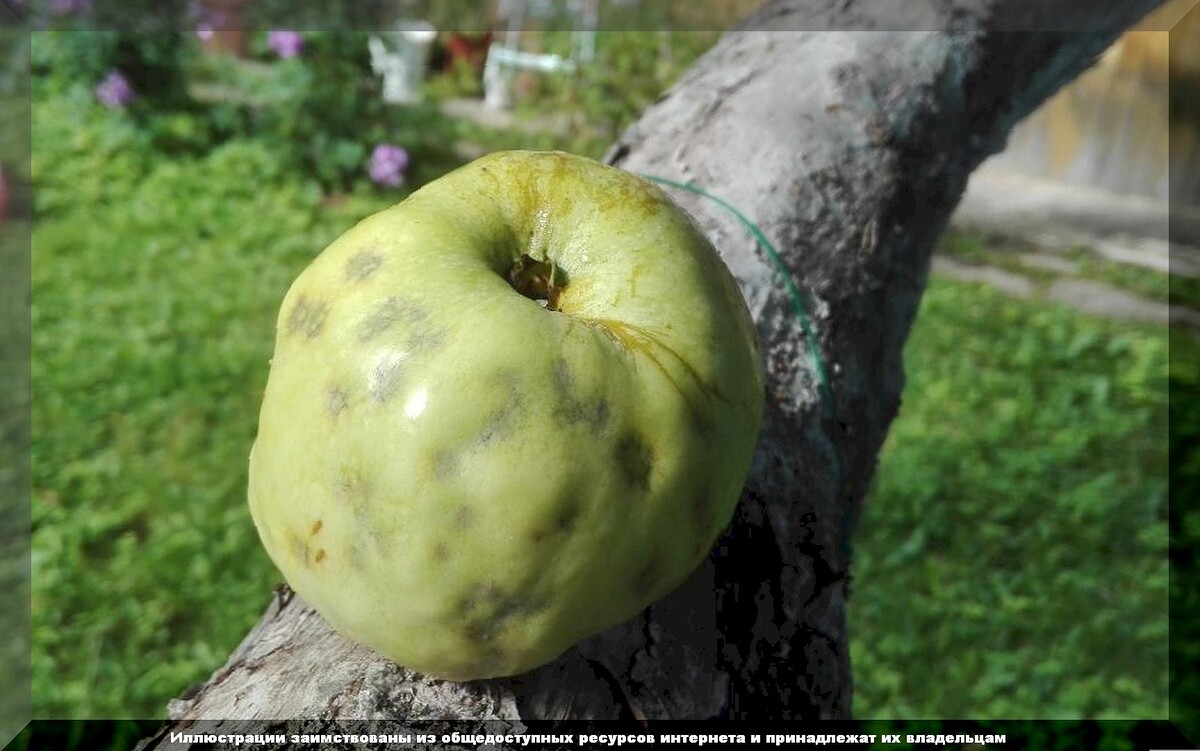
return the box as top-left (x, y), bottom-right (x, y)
top-left (640, 173), bottom-right (836, 416)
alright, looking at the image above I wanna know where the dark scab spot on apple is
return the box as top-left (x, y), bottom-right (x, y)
top-left (690, 402), bottom-right (717, 439)
top-left (615, 431), bottom-right (654, 491)
top-left (286, 295), bottom-right (328, 340)
top-left (553, 358), bottom-right (573, 392)
top-left (458, 584), bottom-right (535, 643)
top-left (431, 541), bottom-right (449, 562)
top-left (368, 525), bottom-right (391, 558)
top-left (478, 405), bottom-right (515, 445)
top-left (326, 386), bottom-right (349, 418)
top-left (336, 470), bottom-right (363, 498)
top-left (532, 495), bottom-right (581, 541)
top-left (358, 296), bottom-right (425, 342)
top-left (335, 468), bottom-right (369, 514)
top-left (476, 379), bottom-right (523, 446)
top-left (461, 621), bottom-right (495, 644)
top-left (348, 544), bottom-right (367, 569)
top-left (555, 497), bottom-right (583, 534)
top-left (314, 549), bottom-right (327, 564)
top-left (410, 326), bottom-right (447, 352)
top-left (551, 358), bottom-right (610, 432)
top-left (310, 519), bottom-right (323, 536)
top-left (592, 400), bottom-right (612, 430)
top-left (367, 354), bottom-right (404, 403)
top-left (430, 449), bottom-right (459, 481)
top-left (345, 249), bottom-right (384, 282)
top-left (287, 529), bottom-right (309, 565)
top-left (555, 397), bottom-right (610, 433)
top-left (454, 504), bottom-right (475, 529)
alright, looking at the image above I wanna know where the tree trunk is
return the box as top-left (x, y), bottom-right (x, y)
top-left (138, 0), bottom-right (1165, 741)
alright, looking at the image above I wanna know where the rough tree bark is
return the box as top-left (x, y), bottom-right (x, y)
top-left (138, 0), bottom-right (1165, 743)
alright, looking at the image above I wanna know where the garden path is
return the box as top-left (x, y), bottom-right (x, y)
top-left (950, 165), bottom-right (1200, 331)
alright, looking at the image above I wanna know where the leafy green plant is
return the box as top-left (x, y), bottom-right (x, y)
top-left (31, 87), bottom-right (156, 216)
top-left (424, 55), bottom-right (484, 100)
top-left (30, 31), bottom-right (197, 109)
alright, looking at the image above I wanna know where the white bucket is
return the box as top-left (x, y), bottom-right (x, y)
top-left (369, 21), bottom-right (438, 104)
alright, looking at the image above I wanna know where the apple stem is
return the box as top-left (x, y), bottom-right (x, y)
top-left (507, 254), bottom-right (565, 311)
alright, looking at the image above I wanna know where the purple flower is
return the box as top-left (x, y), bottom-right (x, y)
top-left (50, 0), bottom-right (91, 14)
top-left (368, 144), bottom-right (409, 187)
top-left (196, 26), bottom-right (214, 41)
top-left (95, 70), bottom-right (135, 108)
top-left (268, 30), bottom-right (304, 59)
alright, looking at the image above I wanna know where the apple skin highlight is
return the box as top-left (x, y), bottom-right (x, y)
top-left (248, 150), bottom-right (765, 680)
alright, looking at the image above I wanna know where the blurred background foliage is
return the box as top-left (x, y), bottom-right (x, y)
top-left (1, 27), bottom-right (33, 751)
top-left (15, 10), bottom-right (1192, 744)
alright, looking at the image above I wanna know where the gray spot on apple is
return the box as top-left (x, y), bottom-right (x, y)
top-left (358, 296), bottom-right (425, 342)
top-left (530, 495), bottom-right (583, 541)
top-left (286, 295), bottom-right (328, 340)
top-left (477, 403), bottom-right (519, 445)
top-left (326, 386), bottom-right (349, 418)
top-left (551, 358), bottom-right (610, 432)
top-left (367, 352), bottom-right (405, 402)
top-left (615, 431), bottom-right (654, 491)
top-left (409, 326), bottom-right (447, 352)
top-left (556, 497), bottom-right (583, 533)
top-left (431, 541), bottom-right (449, 562)
top-left (454, 504), bottom-right (475, 529)
top-left (555, 397), bottom-right (610, 433)
top-left (689, 401), bottom-right (717, 439)
top-left (348, 544), bottom-right (367, 569)
top-left (551, 358), bottom-right (574, 392)
top-left (458, 584), bottom-right (537, 643)
top-left (335, 468), bottom-right (369, 514)
top-left (345, 249), bottom-right (384, 282)
top-left (431, 449), bottom-right (459, 480)
top-left (287, 529), bottom-right (309, 566)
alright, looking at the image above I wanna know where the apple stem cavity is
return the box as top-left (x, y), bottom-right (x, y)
top-left (507, 253), bottom-right (566, 311)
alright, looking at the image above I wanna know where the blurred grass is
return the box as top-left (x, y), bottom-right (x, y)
top-left (849, 275), bottom-right (1176, 721)
top-left (1, 215), bottom-right (32, 740)
top-left (26, 31), bottom-right (1187, 731)
top-left (1, 31), bottom-right (32, 747)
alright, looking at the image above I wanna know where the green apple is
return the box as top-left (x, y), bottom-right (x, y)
top-left (247, 150), bottom-right (764, 680)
